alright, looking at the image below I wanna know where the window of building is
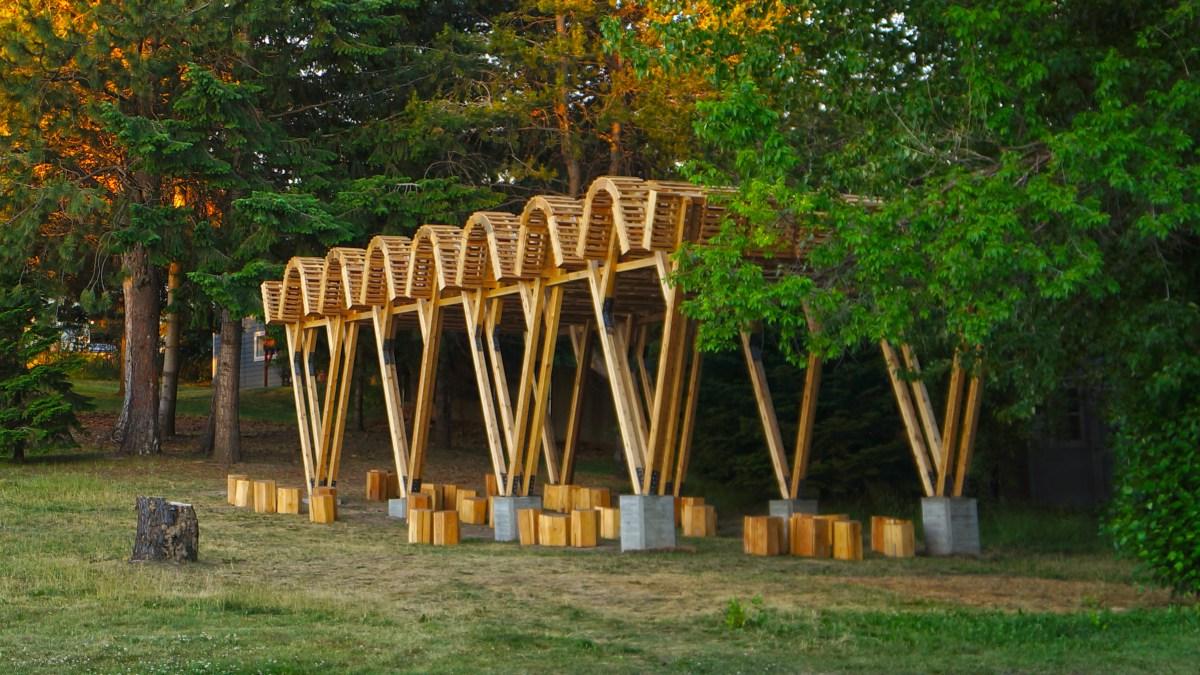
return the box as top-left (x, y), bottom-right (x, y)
top-left (253, 331), bottom-right (267, 362)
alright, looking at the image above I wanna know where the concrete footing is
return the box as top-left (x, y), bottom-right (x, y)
top-left (619, 494), bottom-right (676, 552)
top-left (493, 496), bottom-right (542, 542)
top-left (387, 498), bottom-right (408, 520)
top-left (921, 497), bottom-right (980, 555)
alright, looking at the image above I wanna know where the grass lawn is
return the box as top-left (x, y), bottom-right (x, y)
top-left (1, 445), bottom-right (1196, 673)
top-left (73, 379), bottom-right (301, 423)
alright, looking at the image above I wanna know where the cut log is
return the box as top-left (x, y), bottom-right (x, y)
top-left (789, 514), bottom-right (831, 558)
top-left (131, 497), bottom-right (199, 563)
top-left (681, 504), bottom-right (716, 537)
top-left (233, 479), bottom-right (253, 508)
top-left (597, 506), bottom-right (620, 540)
top-left (544, 484), bottom-right (573, 512)
top-left (743, 516), bottom-right (784, 556)
top-left (539, 512), bottom-right (570, 547)
top-left (365, 470), bottom-right (387, 501)
top-left (870, 515), bottom-right (888, 554)
top-left (459, 496), bottom-right (488, 525)
top-left (675, 496), bottom-right (704, 526)
top-left (433, 510), bottom-right (460, 546)
top-left (517, 508), bottom-right (540, 546)
top-left (455, 488), bottom-right (477, 511)
top-left (226, 474), bottom-right (247, 505)
top-left (253, 480), bottom-right (277, 513)
top-left (310, 493), bottom-right (336, 524)
top-left (408, 508), bottom-right (433, 544)
top-left (833, 520), bottom-right (863, 561)
top-left (276, 487), bottom-right (301, 515)
top-left (883, 518), bottom-right (915, 558)
top-left (570, 509), bottom-right (598, 548)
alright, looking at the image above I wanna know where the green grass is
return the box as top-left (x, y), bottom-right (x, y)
top-left (0, 455), bottom-right (1195, 673)
top-left (73, 378), bottom-right (299, 423)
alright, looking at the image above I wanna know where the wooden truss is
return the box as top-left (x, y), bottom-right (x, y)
top-left (261, 175), bottom-right (984, 503)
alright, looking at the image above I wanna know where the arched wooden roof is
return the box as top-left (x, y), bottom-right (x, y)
top-left (362, 236), bottom-right (412, 306)
top-left (520, 195), bottom-right (586, 274)
top-left (460, 212), bottom-right (522, 286)
top-left (576, 176), bottom-right (651, 259)
top-left (406, 225), bottom-right (461, 298)
top-left (324, 247), bottom-right (368, 312)
top-left (283, 257), bottom-right (326, 319)
top-left (260, 280), bottom-right (284, 325)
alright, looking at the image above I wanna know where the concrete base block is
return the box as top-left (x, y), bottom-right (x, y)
top-left (769, 499), bottom-right (818, 546)
top-left (921, 497), bottom-right (980, 556)
top-left (387, 498), bottom-right (407, 520)
top-left (619, 494), bottom-right (676, 552)
top-left (492, 496), bottom-right (542, 542)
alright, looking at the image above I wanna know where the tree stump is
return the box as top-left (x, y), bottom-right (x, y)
top-left (131, 497), bottom-right (199, 562)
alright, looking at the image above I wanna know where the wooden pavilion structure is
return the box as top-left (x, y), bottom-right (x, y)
top-left (260, 175), bottom-right (982, 513)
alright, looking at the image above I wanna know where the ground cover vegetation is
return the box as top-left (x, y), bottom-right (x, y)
top-left (0, 0), bottom-right (1195, 658)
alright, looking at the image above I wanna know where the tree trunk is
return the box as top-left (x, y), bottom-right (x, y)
top-left (131, 496), bottom-right (198, 563)
top-left (158, 261), bottom-right (183, 436)
top-left (12, 439), bottom-right (24, 463)
top-left (555, 12), bottom-right (581, 197)
top-left (211, 309), bottom-right (242, 464)
top-left (118, 244), bottom-right (161, 455)
top-left (609, 120), bottom-right (623, 175)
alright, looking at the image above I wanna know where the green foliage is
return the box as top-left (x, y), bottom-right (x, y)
top-left (631, 0), bottom-right (1200, 592)
top-left (0, 285), bottom-right (89, 460)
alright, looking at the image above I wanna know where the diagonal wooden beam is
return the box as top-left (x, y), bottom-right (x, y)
top-left (643, 286), bottom-right (688, 494)
top-left (371, 305), bottom-right (411, 497)
top-left (789, 352), bottom-right (823, 499)
top-left (463, 291), bottom-right (508, 490)
top-left (505, 280), bottom-right (545, 495)
top-left (521, 285), bottom-right (564, 495)
top-left (953, 366), bottom-right (984, 497)
top-left (407, 295), bottom-right (443, 491)
top-left (300, 328), bottom-right (323, 477)
top-left (315, 316), bottom-right (345, 486)
top-left (560, 323), bottom-right (593, 485)
top-left (325, 322), bottom-right (359, 487)
top-left (881, 339), bottom-right (936, 497)
top-left (284, 323), bottom-right (317, 502)
top-left (741, 331), bottom-right (791, 499)
top-left (901, 344), bottom-right (944, 475)
top-left (672, 337), bottom-right (703, 498)
top-left (937, 350), bottom-right (966, 496)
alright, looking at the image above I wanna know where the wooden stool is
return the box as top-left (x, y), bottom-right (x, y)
top-left (833, 520), bottom-right (863, 561)
top-left (455, 489), bottom-right (477, 512)
top-left (681, 504), bottom-right (716, 537)
top-left (442, 485), bottom-right (459, 511)
top-left (419, 483), bottom-right (442, 510)
top-left (386, 471), bottom-right (400, 499)
top-left (233, 479), bottom-right (253, 508)
top-left (459, 496), bottom-right (488, 525)
top-left (276, 487), bottom-right (301, 515)
top-left (484, 473), bottom-right (499, 497)
top-left (675, 496), bottom-right (704, 526)
top-left (226, 474), bottom-right (248, 505)
top-left (870, 515), bottom-right (888, 554)
top-left (572, 487), bottom-right (611, 510)
top-left (789, 514), bottom-right (831, 558)
top-left (517, 508), bottom-right (540, 546)
top-left (539, 512), bottom-right (570, 547)
top-left (597, 507), bottom-right (621, 539)
top-left (315, 486), bottom-right (338, 519)
top-left (310, 493), bottom-right (336, 524)
top-left (407, 492), bottom-right (431, 520)
top-left (815, 514), bottom-right (848, 549)
top-left (433, 510), bottom-right (460, 546)
top-left (407, 508), bottom-right (433, 544)
top-left (743, 516), bottom-right (784, 556)
top-left (883, 519), bottom-right (915, 558)
top-left (543, 484), bottom-right (573, 513)
top-left (253, 480), bottom-right (276, 513)
top-left (365, 470), bottom-right (387, 501)
top-left (570, 509), bottom-right (599, 548)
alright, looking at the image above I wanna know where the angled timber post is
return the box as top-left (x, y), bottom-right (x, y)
top-left (504, 279), bottom-right (545, 495)
top-left (284, 322), bottom-right (317, 503)
top-left (584, 245), bottom-right (647, 492)
top-left (314, 316), bottom-right (345, 486)
top-left (462, 290), bottom-right (508, 492)
top-left (370, 304), bottom-right (410, 497)
top-left (559, 323), bottom-right (593, 484)
top-left (643, 251), bottom-right (689, 494)
top-left (671, 335), bottom-right (703, 497)
top-left (325, 320), bottom-right (360, 487)
top-left (520, 284), bottom-right (564, 495)
top-left (300, 327), bottom-right (324, 482)
top-left (741, 330), bottom-right (792, 498)
top-left (407, 294), bottom-right (443, 492)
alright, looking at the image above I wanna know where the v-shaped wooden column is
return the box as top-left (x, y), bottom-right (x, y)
top-left (370, 304), bottom-right (412, 498)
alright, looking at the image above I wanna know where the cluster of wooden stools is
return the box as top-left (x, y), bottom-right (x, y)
top-left (742, 513), bottom-right (916, 559)
top-left (225, 474), bottom-right (315, 518)
top-left (393, 480), bottom-right (493, 546)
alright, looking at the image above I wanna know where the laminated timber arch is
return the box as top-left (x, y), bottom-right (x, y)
top-left (261, 175), bottom-right (987, 512)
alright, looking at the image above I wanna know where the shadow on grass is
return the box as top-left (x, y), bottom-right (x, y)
top-left (2, 450), bottom-right (111, 466)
